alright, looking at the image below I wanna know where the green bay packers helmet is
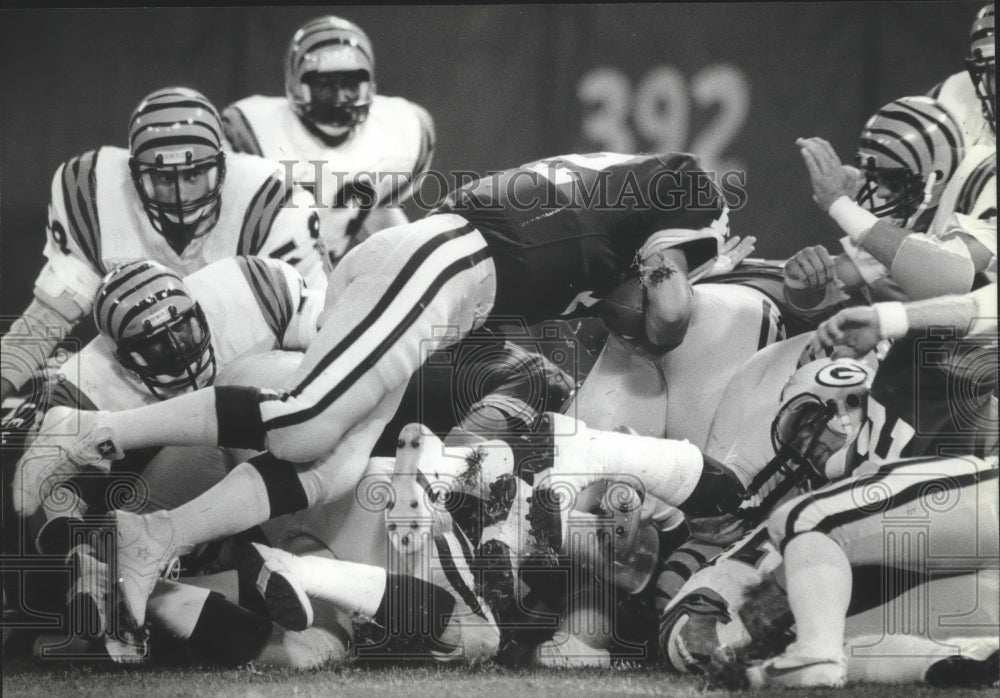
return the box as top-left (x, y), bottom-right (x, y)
top-left (966, 3), bottom-right (996, 134)
top-left (769, 357), bottom-right (875, 486)
top-left (285, 16), bottom-right (376, 138)
top-left (854, 96), bottom-right (964, 227)
top-left (128, 87), bottom-right (226, 250)
top-left (94, 260), bottom-right (216, 399)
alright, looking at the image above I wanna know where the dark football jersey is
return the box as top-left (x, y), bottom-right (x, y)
top-left (849, 333), bottom-right (998, 468)
top-left (447, 152), bottom-right (726, 322)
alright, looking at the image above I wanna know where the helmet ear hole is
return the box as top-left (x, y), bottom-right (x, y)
top-left (845, 393), bottom-right (862, 409)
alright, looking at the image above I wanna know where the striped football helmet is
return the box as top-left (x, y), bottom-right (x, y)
top-left (966, 3), bottom-right (996, 134)
top-left (94, 260), bottom-right (216, 399)
top-left (854, 96), bottom-right (964, 227)
top-left (284, 16), bottom-right (376, 138)
top-left (128, 87), bottom-right (227, 249)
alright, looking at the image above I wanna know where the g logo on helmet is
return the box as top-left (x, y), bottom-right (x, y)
top-left (816, 361), bottom-right (870, 388)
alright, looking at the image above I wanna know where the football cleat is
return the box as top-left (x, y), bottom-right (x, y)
top-left (112, 510), bottom-right (189, 632)
top-left (536, 629), bottom-right (612, 668)
top-left (745, 651), bottom-right (847, 688)
top-left (925, 639), bottom-right (999, 688)
top-left (385, 424), bottom-right (448, 555)
top-left (66, 542), bottom-right (148, 664)
top-left (12, 407), bottom-right (123, 516)
top-left (238, 542), bottom-right (313, 631)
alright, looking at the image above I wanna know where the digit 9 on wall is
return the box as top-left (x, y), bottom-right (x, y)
top-left (577, 64), bottom-right (750, 176)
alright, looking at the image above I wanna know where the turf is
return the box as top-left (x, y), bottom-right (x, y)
top-left (3, 660), bottom-right (997, 698)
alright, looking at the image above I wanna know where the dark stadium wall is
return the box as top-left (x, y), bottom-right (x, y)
top-left (0, 3), bottom-right (980, 315)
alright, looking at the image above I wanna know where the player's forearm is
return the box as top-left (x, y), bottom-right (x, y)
top-left (873, 284), bottom-right (997, 339)
top-left (0, 299), bottom-right (74, 391)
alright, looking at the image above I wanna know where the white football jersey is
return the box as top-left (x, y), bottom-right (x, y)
top-left (222, 94), bottom-right (435, 261)
top-left (931, 70), bottom-right (995, 148)
top-left (48, 256), bottom-right (322, 411)
top-left (41, 146), bottom-right (327, 310)
top-left (842, 143), bottom-right (997, 291)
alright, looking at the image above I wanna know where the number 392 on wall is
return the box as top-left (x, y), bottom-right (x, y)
top-left (578, 64), bottom-right (749, 175)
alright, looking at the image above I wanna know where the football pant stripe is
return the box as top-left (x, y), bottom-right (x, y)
top-left (290, 221), bottom-right (476, 391)
top-left (809, 467), bottom-right (997, 539)
top-left (60, 150), bottom-right (103, 272)
top-left (265, 233), bottom-right (489, 431)
top-left (434, 530), bottom-right (489, 622)
top-left (782, 456), bottom-right (993, 545)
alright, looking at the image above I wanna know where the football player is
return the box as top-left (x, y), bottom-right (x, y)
top-left (785, 96), bottom-right (996, 311)
top-left (15, 256), bottom-right (323, 526)
top-left (565, 231), bottom-right (785, 447)
top-left (222, 15), bottom-right (435, 264)
top-left (930, 3), bottom-right (995, 147)
top-left (0, 87), bottom-right (327, 407)
top-left (13, 151), bottom-right (733, 635)
top-left (741, 285), bottom-right (999, 688)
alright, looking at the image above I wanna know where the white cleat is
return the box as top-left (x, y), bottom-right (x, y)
top-left (12, 406), bottom-right (123, 516)
top-left (386, 424), bottom-right (446, 555)
top-left (239, 542), bottom-right (313, 631)
top-left (66, 542), bottom-right (147, 664)
top-left (536, 630), bottom-right (612, 668)
top-left (746, 651), bottom-right (847, 688)
top-left (112, 510), bottom-right (188, 633)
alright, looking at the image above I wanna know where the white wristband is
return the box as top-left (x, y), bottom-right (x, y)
top-left (874, 301), bottom-right (910, 339)
top-left (828, 196), bottom-right (878, 243)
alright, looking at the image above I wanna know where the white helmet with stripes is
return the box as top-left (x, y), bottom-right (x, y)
top-left (854, 96), bottom-right (964, 228)
top-left (94, 260), bottom-right (216, 399)
top-left (285, 15), bottom-right (376, 138)
top-left (128, 87), bottom-right (227, 249)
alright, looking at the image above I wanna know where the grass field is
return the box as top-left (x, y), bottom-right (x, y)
top-left (3, 660), bottom-right (998, 698)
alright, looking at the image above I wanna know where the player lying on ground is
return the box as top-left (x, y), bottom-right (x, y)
top-left (13, 151), bottom-right (737, 639)
top-left (735, 284), bottom-right (999, 688)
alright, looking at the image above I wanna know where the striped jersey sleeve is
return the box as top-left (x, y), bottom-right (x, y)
top-left (956, 152), bottom-right (997, 221)
top-left (233, 256), bottom-right (299, 341)
top-left (237, 174), bottom-right (292, 256)
top-left (221, 104), bottom-right (264, 156)
top-left (50, 150), bottom-right (103, 272)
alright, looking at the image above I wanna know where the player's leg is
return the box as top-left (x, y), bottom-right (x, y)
top-left (23, 213), bottom-right (496, 478)
top-left (540, 412), bottom-right (746, 520)
top-left (750, 455), bottom-right (999, 687)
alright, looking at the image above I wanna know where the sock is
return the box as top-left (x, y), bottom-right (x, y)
top-left (187, 589), bottom-right (273, 665)
top-left (166, 462), bottom-right (272, 550)
top-left (372, 573), bottom-right (457, 644)
top-left (284, 556), bottom-right (387, 619)
top-left (106, 389), bottom-right (219, 451)
top-left (783, 532), bottom-right (851, 659)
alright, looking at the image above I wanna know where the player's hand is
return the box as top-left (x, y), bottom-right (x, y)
top-left (813, 306), bottom-right (882, 357)
top-left (796, 137), bottom-right (858, 211)
top-left (705, 236), bottom-right (757, 277)
top-left (783, 245), bottom-right (836, 290)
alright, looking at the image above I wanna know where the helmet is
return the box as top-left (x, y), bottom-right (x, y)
top-left (285, 16), bottom-right (376, 138)
top-left (94, 260), bottom-right (216, 399)
top-left (128, 87), bottom-right (226, 250)
top-left (966, 3), bottom-right (996, 135)
top-left (855, 96), bottom-right (964, 227)
top-left (769, 358), bottom-right (875, 487)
